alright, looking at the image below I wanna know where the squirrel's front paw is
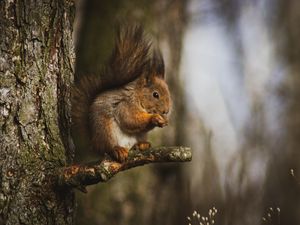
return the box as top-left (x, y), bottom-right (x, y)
top-left (112, 146), bottom-right (129, 162)
top-left (151, 114), bottom-right (168, 127)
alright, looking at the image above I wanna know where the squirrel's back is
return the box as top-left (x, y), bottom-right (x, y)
top-left (72, 26), bottom-right (152, 138)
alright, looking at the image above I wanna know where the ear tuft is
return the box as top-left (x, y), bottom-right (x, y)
top-left (151, 49), bottom-right (165, 79)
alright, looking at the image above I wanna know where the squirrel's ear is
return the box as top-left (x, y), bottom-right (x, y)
top-left (138, 71), bottom-right (151, 87)
top-left (151, 49), bottom-right (165, 79)
top-left (143, 49), bottom-right (165, 86)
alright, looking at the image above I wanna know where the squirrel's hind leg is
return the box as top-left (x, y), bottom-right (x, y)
top-left (111, 146), bottom-right (129, 162)
top-left (109, 120), bottom-right (138, 162)
top-left (92, 116), bottom-right (129, 162)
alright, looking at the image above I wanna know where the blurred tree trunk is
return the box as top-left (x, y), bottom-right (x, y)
top-left (153, 0), bottom-right (188, 147)
top-left (148, 1), bottom-right (189, 225)
top-left (262, 2), bottom-right (300, 225)
top-left (0, 1), bottom-right (75, 224)
top-left (74, 1), bottom-right (189, 225)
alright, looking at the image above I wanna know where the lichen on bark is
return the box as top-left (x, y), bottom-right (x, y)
top-left (57, 146), bottom-right (192, 191)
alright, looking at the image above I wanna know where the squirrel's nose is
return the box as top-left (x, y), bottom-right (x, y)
top-left (162, 110), bottom-right (169, 115)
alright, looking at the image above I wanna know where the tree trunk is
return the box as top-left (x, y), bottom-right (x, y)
top-left (262, 2), bottom-right (300, 225)
top-left (0, 1), bottom-right (75, 224)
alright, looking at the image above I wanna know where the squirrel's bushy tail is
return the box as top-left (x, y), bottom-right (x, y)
top-left (72, 26), bottom-right (151, 137)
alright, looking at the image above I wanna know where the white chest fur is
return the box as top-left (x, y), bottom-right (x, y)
top-left (111, 121), bottom-right (137, 149)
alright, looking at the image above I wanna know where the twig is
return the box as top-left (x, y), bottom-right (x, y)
top-left (57, 146), bottom-right (192, 192)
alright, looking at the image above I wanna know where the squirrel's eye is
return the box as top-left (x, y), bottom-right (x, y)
top-left (153, 91), bottom-right (159, 99)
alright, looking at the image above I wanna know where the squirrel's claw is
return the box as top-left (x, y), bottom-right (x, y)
top-left (134, 141), bottom-right (151, 151)
top-left (112, 146), bottom-right (129, 162)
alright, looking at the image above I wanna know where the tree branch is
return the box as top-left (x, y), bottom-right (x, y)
top-left (57, 146), bottom-right (192, 192)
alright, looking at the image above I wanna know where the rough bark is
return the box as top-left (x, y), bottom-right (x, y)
top-left (0, 1), bottom-right (75, 224)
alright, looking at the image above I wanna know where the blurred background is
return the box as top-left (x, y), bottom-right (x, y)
top-left (73, 0), bottom-right (300, 224)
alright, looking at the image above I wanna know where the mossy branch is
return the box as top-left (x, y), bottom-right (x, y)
top-left (57, 146), bottom-right (192, 192)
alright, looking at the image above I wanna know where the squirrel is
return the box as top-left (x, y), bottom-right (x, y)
top-left (72, 26), bottom-right (171, 162)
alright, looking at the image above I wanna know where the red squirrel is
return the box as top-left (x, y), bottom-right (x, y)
top-left (72, 26), bottom-right (171, 162)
